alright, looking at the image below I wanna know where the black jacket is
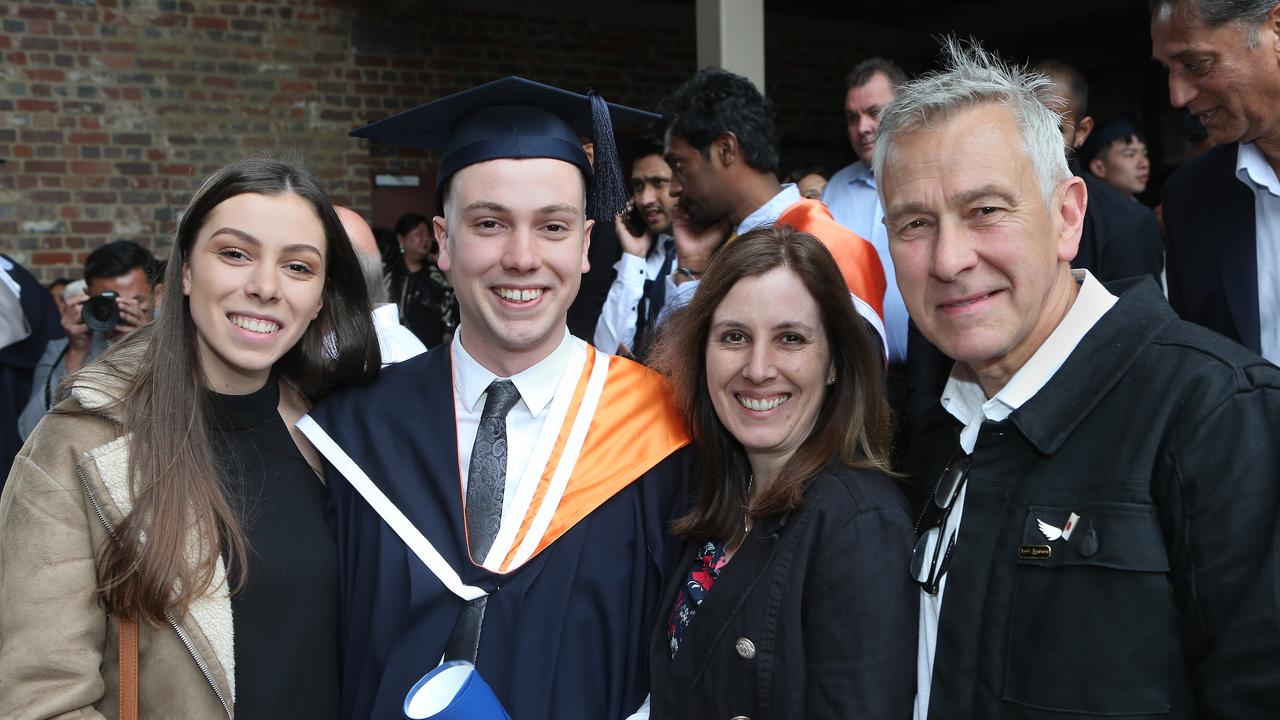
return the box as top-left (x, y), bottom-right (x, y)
top-left (907, 278), bottom-right (1280, 718)
top-left (647, 462), bottom-right (918, 719)
top-left (1, 255), bottom-right (62, 478)
top-left (1162, 143), bottom-right (1261, 354)
top-left (1072, 162), bottom-right (1164, 286)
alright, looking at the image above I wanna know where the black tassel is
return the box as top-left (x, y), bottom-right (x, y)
top-left (588, 90), bottom-right (628, 224)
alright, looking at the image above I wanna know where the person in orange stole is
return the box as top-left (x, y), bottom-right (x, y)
top-left (299, 78), bottom-right (695, 720)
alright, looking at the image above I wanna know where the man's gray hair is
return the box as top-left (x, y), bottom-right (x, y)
top-left (1150, 0), bottom-right (1280, 47)
top-left (873, 38), bottom-right (1072, 207)
top-left (357, 251), bottom-right (389, 305)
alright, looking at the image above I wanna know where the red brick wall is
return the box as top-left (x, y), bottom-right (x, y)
top-left (0, 0), bottom-right (702, 280)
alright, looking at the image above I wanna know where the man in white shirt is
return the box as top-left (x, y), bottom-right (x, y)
top-left (823, 57), bottom-right (911, 364)
top-left (593, 132), bottom-right (678, 359)
top-left (878, 39), bottom-right (1280, 719)
top-left (1153, 0), bottom-right (1280, 365)
top-left (301, 78), bottom-right (694, 720)
top-left (335, 205), bottom-right (426, 366)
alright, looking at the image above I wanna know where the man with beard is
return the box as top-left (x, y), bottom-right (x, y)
top-left (594, 131), bottom-right (680, 360)
top-left (659, 68), bottom-right (887, 348)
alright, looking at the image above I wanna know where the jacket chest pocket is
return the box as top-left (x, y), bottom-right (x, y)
top-left (1003, 502), bottom-right (1173, 716)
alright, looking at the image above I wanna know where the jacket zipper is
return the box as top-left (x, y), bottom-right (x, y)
top-left (77, 463), bottom-right (234, 719)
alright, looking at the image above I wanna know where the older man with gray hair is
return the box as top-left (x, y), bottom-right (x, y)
top-left (1152, 0), bottom-right (1280, 366)
top-left (336, 206), bottom-right (425, 366)
top-left (878, 39), bottom-right (1280, 719)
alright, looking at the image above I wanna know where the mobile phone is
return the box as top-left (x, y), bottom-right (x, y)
top-left (622, 201), bottom-right (648, 238)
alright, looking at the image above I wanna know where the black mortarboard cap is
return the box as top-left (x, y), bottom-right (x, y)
top-left (350, 76), bottom-right (659, 223)
top-left (1078, 109), bottom-right (1144, 165)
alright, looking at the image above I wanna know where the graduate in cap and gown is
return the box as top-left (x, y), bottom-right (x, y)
top-left (299, 78), bottom-right (694, 719)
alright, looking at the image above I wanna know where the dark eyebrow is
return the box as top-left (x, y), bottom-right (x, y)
top-left (711, 318), bottom-right (818, 335)
top-left (210, 227), bottom-right (322, 257)
top-left (461, 201), bottom-right (508, 214)
top-left (538, 203), bottom-right (581, 215)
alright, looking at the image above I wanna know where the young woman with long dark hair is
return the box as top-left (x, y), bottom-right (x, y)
top-left (0, 157), bottom-right (379, 718)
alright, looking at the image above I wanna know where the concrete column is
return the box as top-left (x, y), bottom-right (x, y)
top-left (696, 0), bottom-right (765, 93)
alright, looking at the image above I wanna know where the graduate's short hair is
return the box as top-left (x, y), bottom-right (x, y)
top-left (659, 68), bottom-right (780, 175)
top-left (874, 38), bottom-right (1072, 206)
top-left (650, 225), bottom-right (892, 546)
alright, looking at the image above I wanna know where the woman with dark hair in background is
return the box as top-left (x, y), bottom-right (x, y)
top-left (0, 157), bottom-right (380, 719)
top-left (386, 211), bottom-right (458, 347)
top-left (646, 226), bottom-right (917, 719)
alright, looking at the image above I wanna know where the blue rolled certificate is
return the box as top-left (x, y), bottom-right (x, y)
top-left (404, 660), bottom-right (512, 720)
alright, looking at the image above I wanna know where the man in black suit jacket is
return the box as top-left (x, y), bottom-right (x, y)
top-left (1152, 0), bottom-right (1280, 364)
top-left (1161, 143), bottom-right (1262, 352)
top-left (0, 255), bottom-right (62, 478)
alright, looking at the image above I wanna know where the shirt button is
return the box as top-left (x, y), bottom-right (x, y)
top-left (734, 637), bottom-right (756, 659)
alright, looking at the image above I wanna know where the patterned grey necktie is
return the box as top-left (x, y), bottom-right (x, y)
top-left (466, 379), bottom-right (521, 564)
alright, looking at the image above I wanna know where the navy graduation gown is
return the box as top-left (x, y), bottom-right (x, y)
top-left (308, 344), bottom-right (693, 719)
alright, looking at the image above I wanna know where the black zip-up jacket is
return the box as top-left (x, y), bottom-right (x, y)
top-left (907, 278), bottom-right (1280, 719)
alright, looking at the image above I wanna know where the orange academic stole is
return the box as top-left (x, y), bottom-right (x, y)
top-left (475, 345), bottom-right (690, 574)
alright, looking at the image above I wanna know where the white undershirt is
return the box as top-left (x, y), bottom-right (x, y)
top-left (452, 327), bottom-right (583, 526)
top-left (1235, 142), bottom-right (1280, 365)
top-left (913, 270), bottom-right (1117, 719)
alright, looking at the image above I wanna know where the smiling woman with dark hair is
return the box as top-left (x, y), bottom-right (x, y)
top-left (645, 225), bottom-right (917, 719)
top-left (0, 157), bottom-right (380, 719)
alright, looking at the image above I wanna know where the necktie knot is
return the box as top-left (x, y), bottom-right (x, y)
top-left (481, 379), bottom-right (521, 419)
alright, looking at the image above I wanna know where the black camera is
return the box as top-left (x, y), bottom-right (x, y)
top-left (82, 291), bottom-right (120, 333)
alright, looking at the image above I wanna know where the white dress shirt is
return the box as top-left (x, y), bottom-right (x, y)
top-left (593, 236), bottom-right (675, 354)
top-left (452, 327), bottom-right (584, 525)
top-left (1235, 142), bottom-right (1280, 365)
top-left (823, 160), bottom-right (910, 363)
top-left (659, 184), bottom-right (803, 321)
top-left (914, 270), bottom-right (1118, 720)
top-left (372, 302), bottom-right (427, 366)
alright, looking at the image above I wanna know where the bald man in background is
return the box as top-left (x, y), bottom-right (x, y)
top-left (336, 206), bottom-right (427, 366)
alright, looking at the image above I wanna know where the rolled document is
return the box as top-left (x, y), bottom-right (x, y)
top-left (404, 660), bottom-right (512, 720)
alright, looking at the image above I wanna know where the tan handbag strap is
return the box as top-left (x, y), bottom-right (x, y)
top-left (118, 614), bottom-right (139, 720)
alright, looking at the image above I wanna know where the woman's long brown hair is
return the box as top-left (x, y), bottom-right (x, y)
top-left (649, 225), bottom-right (892, 547)
top-left (79, 157), bottom-right (380, 623)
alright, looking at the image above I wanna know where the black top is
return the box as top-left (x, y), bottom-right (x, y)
top-left (388, 257), bottom-right (458, 348)
top-left (207, 378), bottom-right (340, 720)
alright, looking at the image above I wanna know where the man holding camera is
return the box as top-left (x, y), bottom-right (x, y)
top-left (17, 240), bottom-right (159, 440)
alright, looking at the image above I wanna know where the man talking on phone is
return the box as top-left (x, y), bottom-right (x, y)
top-left (593, 131), bottom-right (681, 361)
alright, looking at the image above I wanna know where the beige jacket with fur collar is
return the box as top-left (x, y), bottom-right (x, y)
top-left (0, 363), bottom-right (235, 719)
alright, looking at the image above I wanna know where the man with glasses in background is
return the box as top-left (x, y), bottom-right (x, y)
top-left (879, 40), bottom-right (1280, 719)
